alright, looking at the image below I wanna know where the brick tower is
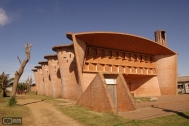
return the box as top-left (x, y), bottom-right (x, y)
top-left (154, 30), bottom-right (167, 47)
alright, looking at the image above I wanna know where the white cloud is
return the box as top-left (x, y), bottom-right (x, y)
top-left (0, 8), bottom-right (9, 26)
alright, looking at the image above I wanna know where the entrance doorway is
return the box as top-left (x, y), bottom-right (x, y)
top-left (105, 78), bottom-right (117, 112)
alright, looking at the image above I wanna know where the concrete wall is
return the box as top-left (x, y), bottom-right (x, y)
top-left (155, 54), bottom-right (177, 95)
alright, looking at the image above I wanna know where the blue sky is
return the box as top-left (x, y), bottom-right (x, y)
top-left (0, 0), bottom-right (188, 82)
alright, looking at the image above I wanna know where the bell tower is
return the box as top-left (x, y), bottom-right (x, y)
top-left (154, 30), bottom-right (167, 47)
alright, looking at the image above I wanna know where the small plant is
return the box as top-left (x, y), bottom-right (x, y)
top-left (7, 97), bottom-right (17, 107)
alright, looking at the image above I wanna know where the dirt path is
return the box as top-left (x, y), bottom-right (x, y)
top-left (17, 98), bottom-right (82, 126)
top-left (119, 95), bottom-right (189, 120)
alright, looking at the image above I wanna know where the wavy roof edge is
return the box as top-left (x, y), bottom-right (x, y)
top-left (38, 61), bottom-right (48, 64)
top-left (52, 44), bottom-right (73, 51)
top-left (66, 31), bottom-right (176, 55)
top-left (44, 54), bottom-right (57, 59)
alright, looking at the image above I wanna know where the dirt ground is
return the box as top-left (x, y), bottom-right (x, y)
top-left (118, 94), bottom-right (189, 120)
top-left (17, 98), bottom-right (82, 126)
top-left (16, 94), bottom-right (189, 125)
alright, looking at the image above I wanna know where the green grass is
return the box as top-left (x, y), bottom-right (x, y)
top-left (56, 104), bottom-right (189, 126)
top-left (2, 93), bottom-right (188, 126)
top-left (0, 96), bottom-right (34, 125)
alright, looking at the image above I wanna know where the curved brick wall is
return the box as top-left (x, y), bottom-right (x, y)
top-left (39, 62), bottom-right (52, 96)
top-left (155, 55), bottom-right (177, 95)
top-left (55, 46), bottom-right (82, 101)
top-left (47, 58), bottom-right (62, 98)
top-left (32, 69), bottom-right (39, 93)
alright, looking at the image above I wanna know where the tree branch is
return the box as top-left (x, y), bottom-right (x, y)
top-left (17, 56), bottom-right (21, 64)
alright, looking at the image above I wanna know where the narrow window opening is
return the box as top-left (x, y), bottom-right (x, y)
top-left (141, 68), bottom-right (143, 73)
top-left (110, 51), bottom-right (112, 57)
top-left (102, 50), bottom-right (105, 57)
top-left (116, 52), bottom-right (119, 57)
top-left (129, 67), bottom-right (132, 73)
top-left (150, 57), bottom-right (153, 62)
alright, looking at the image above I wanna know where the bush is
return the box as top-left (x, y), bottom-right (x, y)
top-left (7, 97), bottom-right (17, 107)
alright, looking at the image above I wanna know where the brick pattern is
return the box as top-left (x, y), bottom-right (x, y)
top-left (124, 76), bottom-right (161, 97)
top-left (155, 55), bottom-right (177, 95)
top-left (40, 63), bottom-right (52, 96)
top-left (83, 46), bottom-right (156, 75)
top-left (77, 73), bottom-right (116, 113)
top-left (37, 68), bottom-right (45, 95)
top-left (47, 57), bottom-right (62, 98)
top-left (56, 47), bottom-right (82, 100)
top-left (32, 70), bottom-right (39, 93)
top-left (82, 73), bottom-right (97, 92)
top-left (116, 74), bottom-right (136, 112)
top-left (77, 73), bottom-right (136, 113)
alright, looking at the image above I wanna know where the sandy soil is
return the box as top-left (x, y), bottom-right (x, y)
top-left (119, 95), bottom-right (189, 120)
top-left (17, 98), bottom-right (82, 126)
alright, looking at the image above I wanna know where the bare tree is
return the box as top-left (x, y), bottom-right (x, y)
top-left (10, 43), bottom-right (32, 98)
top-left (25, 76), bottom-right (33, 93)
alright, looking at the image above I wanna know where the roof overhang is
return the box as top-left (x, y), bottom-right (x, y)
top-left (67, 32), bottom-right (176, 55)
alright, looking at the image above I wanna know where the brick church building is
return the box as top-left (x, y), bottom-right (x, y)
top-left (32, 30), bottom-right (178, 113)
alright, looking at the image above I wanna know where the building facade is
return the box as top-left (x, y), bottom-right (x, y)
top-left (178, 76), bottom-right (189, 93)
top-left (32, 31), bottom-right (178, 113)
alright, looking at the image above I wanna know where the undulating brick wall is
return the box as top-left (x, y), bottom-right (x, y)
top-left (154, 54), bottom-right (177, 95)
top-left (36, 67), bottom-right (45, 95)
top-left (72, 37), bottom-right (87, 92)
top-left (32, 69), bottom-right (39, 93)
top-left (40, 62), bottom-right (52, 96)
top-left (55, 46), bottom-right (82, 101)
top-left (47, 57), bottom-right (62, 98)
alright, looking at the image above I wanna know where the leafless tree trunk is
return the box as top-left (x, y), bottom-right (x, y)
top-left (10, 44), bottom-right (32, 98)
top-left (25, 76), bottom-right (33, 93)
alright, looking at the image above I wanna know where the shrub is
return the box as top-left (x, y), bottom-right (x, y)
top-left (7, 97), bottom-right (17, 107)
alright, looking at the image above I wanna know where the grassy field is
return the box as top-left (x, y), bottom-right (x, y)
top-left (0, 92), bottom-right (189, 126)
top-left (55, 102), bottom-right (189, 126)
top-left (0, 95), bottom-right (34, 125)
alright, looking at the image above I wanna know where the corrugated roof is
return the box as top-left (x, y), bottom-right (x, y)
top-left (178, 76), bottom-right (189, 82)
